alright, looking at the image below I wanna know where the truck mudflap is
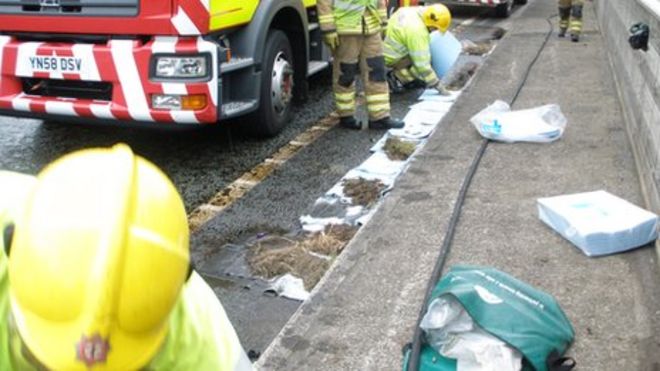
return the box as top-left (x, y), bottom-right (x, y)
top-left (0, 36), bottom-right (219, 124)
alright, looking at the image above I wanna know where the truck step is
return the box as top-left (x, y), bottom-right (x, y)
top-left (308, 61), bottom-right (330, 76)
top-left (308, 22), bottom-right (320, 32)
top-left (221, 57), bottom-right (254, 74)
top-left (221, 100), bottom-right (258, 119)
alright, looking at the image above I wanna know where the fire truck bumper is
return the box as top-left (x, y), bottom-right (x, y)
top-left (0, 35), bottom-right (220, 125)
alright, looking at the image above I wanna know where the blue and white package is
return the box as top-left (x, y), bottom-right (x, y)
top-left (537, 190), bottom-right (658, 257)
top-left (470, 100), bottom-right (567, 143)
top-left (430, 31), bottom-right (461, 78)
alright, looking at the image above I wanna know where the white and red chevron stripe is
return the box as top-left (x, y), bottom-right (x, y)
top-left (171, 0), bottom-right (211, 36)
top-left (0, 36), bottom-right (218, 125)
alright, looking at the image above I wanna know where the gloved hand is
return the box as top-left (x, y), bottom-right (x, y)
top-left (323, 32), bottom-right (340, 52)
top-left (432, 81), bottom-right (451, 96)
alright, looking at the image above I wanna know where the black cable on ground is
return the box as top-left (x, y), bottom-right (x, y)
top-left (406, 14), bottom-right (557, 371)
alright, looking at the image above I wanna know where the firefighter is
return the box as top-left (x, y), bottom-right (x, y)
top-left (383, 4), bottom-right (452, 95)
top-left (558, 0), bottom-right (583, 42)
top-left (318, 0), bottom-right (404, 130)
top-left (0, 144), bottom-right (252, 370)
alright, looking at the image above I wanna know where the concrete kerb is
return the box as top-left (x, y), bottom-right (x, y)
top-left (256, 0), bottom-right (560, 368)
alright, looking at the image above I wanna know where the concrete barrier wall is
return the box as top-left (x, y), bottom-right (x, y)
top-left (595, 0), bottom-right (660, 214)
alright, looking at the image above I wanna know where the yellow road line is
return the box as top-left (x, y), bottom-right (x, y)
top-left (188, 113), bottom-right (339, 232)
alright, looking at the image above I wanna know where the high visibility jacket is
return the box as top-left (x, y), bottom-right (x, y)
top-left (383, 7), bottom-right (439, 85)
top-left (317, 0), bottom-right (388, 35)
top-left (0, 171), bottom-right (252, 371)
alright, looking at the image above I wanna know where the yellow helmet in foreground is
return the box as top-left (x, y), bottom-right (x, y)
top-left (9, 144), bottom-right (190, 370)
top-left (422, 4), bottom-right (452, 33)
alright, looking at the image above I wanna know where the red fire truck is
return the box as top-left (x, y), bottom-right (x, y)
top-left (0, 1), bottom-right (332, 136)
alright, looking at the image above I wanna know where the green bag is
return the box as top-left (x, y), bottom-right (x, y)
top-left (403, 265), bottom-right (575, 371)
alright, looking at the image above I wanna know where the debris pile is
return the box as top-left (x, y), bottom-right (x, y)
top-left (383, 137), bottom-right (417, 161)
top-left (342, 178), bottom-right (386, 207)
top-left (462, 40), bottom-right (494, 55)
top-left (445, 61), bottom-right (479, 91)
top-left (248, 225), bottom-right (358, 291)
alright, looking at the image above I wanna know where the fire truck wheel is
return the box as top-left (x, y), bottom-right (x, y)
top-left (250, 30), bottom-right (294, 137)
top-left (495, 0), bottom-right (513, 17)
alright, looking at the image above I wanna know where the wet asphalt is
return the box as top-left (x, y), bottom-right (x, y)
top-left (0, 70), bottom-right (335, 213)
top-left (0, 8), bottom-right (518, 359)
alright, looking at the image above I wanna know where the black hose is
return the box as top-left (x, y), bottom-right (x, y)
top-left (406, 14), bottom-right (557, 371)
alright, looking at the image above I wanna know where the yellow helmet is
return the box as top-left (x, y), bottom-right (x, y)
top-left (422, 4), bottom-right (452, 33)
top-left (9, 144), bottom-right (190, 370)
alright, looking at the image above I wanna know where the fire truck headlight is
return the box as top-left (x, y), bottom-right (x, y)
top-left (152, 55), bottom-right (209, 80)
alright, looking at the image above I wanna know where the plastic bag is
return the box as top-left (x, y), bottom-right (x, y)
top-left (403, 266), bottom-right (575, 371)
top-left (470, 101), bottom-right (567, 143)
top-left (420, 296), bottom-right (523, 371)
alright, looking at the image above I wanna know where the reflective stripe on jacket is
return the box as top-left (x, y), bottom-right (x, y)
top-left (317, 0), bottom-right (388, 35)
top-left (384, 7), bottom-right (439, 85)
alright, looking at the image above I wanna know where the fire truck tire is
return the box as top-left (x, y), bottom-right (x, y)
top-left (250, 30), bottom-right (294, 137)
top-left (495, 0), bottom-right (513, 17)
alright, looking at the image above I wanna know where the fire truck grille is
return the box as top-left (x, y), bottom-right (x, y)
top-left (0, 0), bottom-right (139, 17)
top-left (22, 78), bottom-right (113, 101)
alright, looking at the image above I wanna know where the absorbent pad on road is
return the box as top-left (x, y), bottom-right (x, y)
top-left (537, 190), bottom-right (659, 256)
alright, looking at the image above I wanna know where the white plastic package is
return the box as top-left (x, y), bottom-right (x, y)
top-left (470, 100), bottom-right (567, 143)
top-left (537, 190), bottom-right (659, 256)
top-left (267, 274), bottom-right (310, 301)
top-left (421, 296), bottom-right (522, 371)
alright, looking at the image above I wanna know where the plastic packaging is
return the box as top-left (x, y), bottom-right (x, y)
top-left (470, 100), bottom-right (567, 143)
top-left (431, 31), bottom-right (462, 78)
top-left (538, 190), bottom-right (659, 256)
top-left (421, 296), bottom-right (522, 371)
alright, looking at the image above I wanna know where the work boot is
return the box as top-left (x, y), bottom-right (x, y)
top-left (339, 116), bottom-right (362, 130)
top-left (369, 117), bottom-right (404, 130)
top-left (571, 33), bottom-right (580, 42)
top-left (387, 71), bottom-right (405, 94)
top-left (558, 28), bottom-right (567, 38)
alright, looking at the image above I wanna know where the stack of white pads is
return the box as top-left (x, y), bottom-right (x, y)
top-left (537, 190), bottom-right (659, 257)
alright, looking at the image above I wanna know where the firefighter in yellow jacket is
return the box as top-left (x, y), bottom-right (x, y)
top-left (0, 144), bottom-right (252, 370)
top-left (558, 0), bottom-right (583, 42)
top-left (383, 4), bottom-right (452, 95)
top-left (318, 0), bottom-right (404, 130)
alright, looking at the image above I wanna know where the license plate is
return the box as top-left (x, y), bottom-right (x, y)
top-left (27, 56), bottom-right (83, 74)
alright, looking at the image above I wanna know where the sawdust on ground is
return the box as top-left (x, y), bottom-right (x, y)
top-left (383, 137), bottom-right (417, 161)
top-left (446, 62), bottom-right (479, 91)
top-left (463, 41), bottom-right (493, 56)
top-left (248, 225), bottom-right (358, 290)
top-left (343, 177), bottom-right (386, 206)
